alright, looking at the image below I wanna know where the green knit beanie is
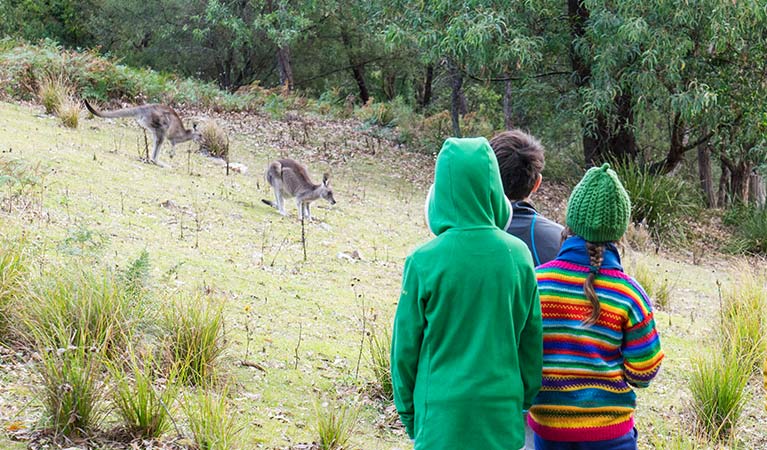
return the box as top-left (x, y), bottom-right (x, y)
top-left (566, 163), bottom-right (631, 243)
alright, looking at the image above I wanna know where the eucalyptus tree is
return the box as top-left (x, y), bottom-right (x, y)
top-left (384, 1), bottom-right (544, 137)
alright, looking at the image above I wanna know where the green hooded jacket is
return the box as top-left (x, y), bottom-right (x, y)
top-left (391, 137), bottom-right (543, 449)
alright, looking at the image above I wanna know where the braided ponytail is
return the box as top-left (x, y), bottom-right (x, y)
top-left (583, 241), bottom-right (605, 326)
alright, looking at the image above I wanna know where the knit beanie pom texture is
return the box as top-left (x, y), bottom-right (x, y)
top-left (566, 163), bottom-right (631, 243)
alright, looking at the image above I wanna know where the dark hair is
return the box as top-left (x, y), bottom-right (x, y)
top-left (489, 129), bottom-right (545, 200)
top-left (560, 227), bottom-right (605, 326)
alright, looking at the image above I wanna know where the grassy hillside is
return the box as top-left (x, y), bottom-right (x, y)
top-left (0, 100), bottom-right (765, 449)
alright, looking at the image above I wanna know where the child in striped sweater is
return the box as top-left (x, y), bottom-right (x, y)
top-left (527, 163), bottom-right (664, 450)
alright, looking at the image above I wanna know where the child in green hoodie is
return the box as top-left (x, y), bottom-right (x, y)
top-left (391, 137), bottom-right (543, 450)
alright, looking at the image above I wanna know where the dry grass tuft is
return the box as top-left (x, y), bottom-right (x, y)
top-left (199, 121), bottom-right (229, 159)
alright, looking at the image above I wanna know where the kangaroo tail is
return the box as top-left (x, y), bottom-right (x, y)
top-left (83, 99), bottom-right (146, 119)
top-left (261, 199), bottom-right (277, 208)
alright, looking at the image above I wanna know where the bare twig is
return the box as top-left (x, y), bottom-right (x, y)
top-left (353, 278), bottom-right (366, 381)
top-left (294, 322), bottom-right (303, 370)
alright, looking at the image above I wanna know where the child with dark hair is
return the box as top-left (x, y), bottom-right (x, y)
top-left (490, 130), bottom-right (563, 266)
top-left (391, 137), bottom-right (543, 450)
top-left (528, 163), bottom-right (664, 450)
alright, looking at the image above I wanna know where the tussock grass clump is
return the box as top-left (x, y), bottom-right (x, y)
top-left (0, 236), bottom-right (29, 341)
top-left (198, 121), bottom-right (229, 158)
top-left (625, 254), bottom-right (673, 311)
top-left (368, 325), bottom-right (392, 401)
top-left (163, 295), bottom-right (225, 385)
top-left (56, 93), bottom-right (80, 128)
top-left (37, 75), bottom-right (69, 115)
top-left (110, 349), bottom-right (179, 440)
top-left (721, 266), bottom-right (767, 371)
top-left (314, 399), bottom-right (359, 450)
top-left (37, 74), bottom-right (80, 128)
top-left (20, 270), bottom-right (139, 356)
top-left (613, 163), bottom-right (701, 243)
top-left (689, 345), bottom-right (751, 442)
top-left (37, 341), bottom-right (106, 439)
top-left (183, 386), bottom-right (240, 450)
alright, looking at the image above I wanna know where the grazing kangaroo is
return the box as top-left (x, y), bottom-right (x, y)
top-left (84, 99), bottom-right (201, 167)
top-left (261, 158), bottom-right (336, 221)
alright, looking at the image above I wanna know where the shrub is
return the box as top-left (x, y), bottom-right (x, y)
top-left (612, 162), bottom-right (701, 243)
top-left (314, 399), bottom-right (359, 450)
top-left (368, 325), bottom-right (392, 401)
top-left (110, 348), bottom-right (179, 439)
top-left (37, 341), bottom-right (106, 439)
top-left (720, 266), bottom-right (767, 371)
top-left (163, 295), bottom-right (225, 385)
top-left (689, 345), bottom-right (751, 442)
top-left (198, 121), bottom-right (229, 159)
top-left (183, 387), bottom-right (240, 450)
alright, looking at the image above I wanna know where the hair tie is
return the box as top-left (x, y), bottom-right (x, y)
top-left (589, 266), bottom-right (599, 275)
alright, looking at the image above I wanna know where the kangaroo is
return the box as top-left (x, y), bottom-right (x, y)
top-left (261, 158), bottom-right (336, 221)
top-left (84, 99), bottom-right (201, 167)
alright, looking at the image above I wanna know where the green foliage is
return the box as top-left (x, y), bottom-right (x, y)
top-left (57, 224), bottom-right (108, 256)
top-left (612, 162), bottom-right (701, 243)
top-left (723, 204), bottom-right (767, 255)
top-left (689, 345), bottom-right (751, 442)
top-left (37, 341), bottom-right (106, 439)
top-left (314, 398), bottom-right (359, 450)
top-left (110, 349), bottom-right (179, 439)
top-left (183, 386), bottom-right (241, 450)
top-left (0, 156), bottom-right (45, 214)
top-left (163, 295), bottom-right (226, 385)
top-left (120, 250), bottom-right (151, 302)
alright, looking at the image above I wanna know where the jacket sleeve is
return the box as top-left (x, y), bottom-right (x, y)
top-left (390, 256), bottom-right (426, 439)
top-left (622, 281), bottom-right (664, 388)
top-left (518, 283), bottom-right (543, 410)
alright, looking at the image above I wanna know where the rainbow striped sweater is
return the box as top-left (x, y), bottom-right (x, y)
top-left (528, 237), bottom-right (664, 442)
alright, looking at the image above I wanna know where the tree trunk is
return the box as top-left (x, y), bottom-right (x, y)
top-left (749, 172), bottom-right (766, 207)
top-left (697, 141), bottom-right (715, 208)
top-left (383, 69), bottom-right (396, 101)
top-left (503, 77), bottom-right (513, 130)
top-left (447, 59), bottom-right (463, 137)
top-left (276, 45), bottom-right (294, 92)
top-left (341, 30), bottom-right (369, 104)
top-left (730, 162), bottom-right (752, 204)
top-left (718, 160), bottom-right (731, 207)
top-left (421, 64), bottom-right (434, 110)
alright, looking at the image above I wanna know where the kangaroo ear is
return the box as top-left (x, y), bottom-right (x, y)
top-left (322, 173), bottom-right (330, 186)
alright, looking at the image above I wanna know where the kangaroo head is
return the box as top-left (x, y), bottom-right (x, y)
top-left (190, 122), bottom-right (203, 143)
top-left (321, 173), bottom-right (336, 205)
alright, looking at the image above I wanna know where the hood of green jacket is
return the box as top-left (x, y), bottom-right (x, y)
top-left (426, 137), bottom-right (512, 235)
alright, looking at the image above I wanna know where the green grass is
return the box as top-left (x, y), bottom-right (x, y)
top-left (183, 386), bottom-right (241, 450)
top-left (109, 348), bottom-right (179, 439)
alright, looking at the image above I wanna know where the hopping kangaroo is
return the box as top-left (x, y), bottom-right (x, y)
top-left (261, 158), bottom-right (336, 220)
top-left (84, 99), bottom-right (201, 166)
